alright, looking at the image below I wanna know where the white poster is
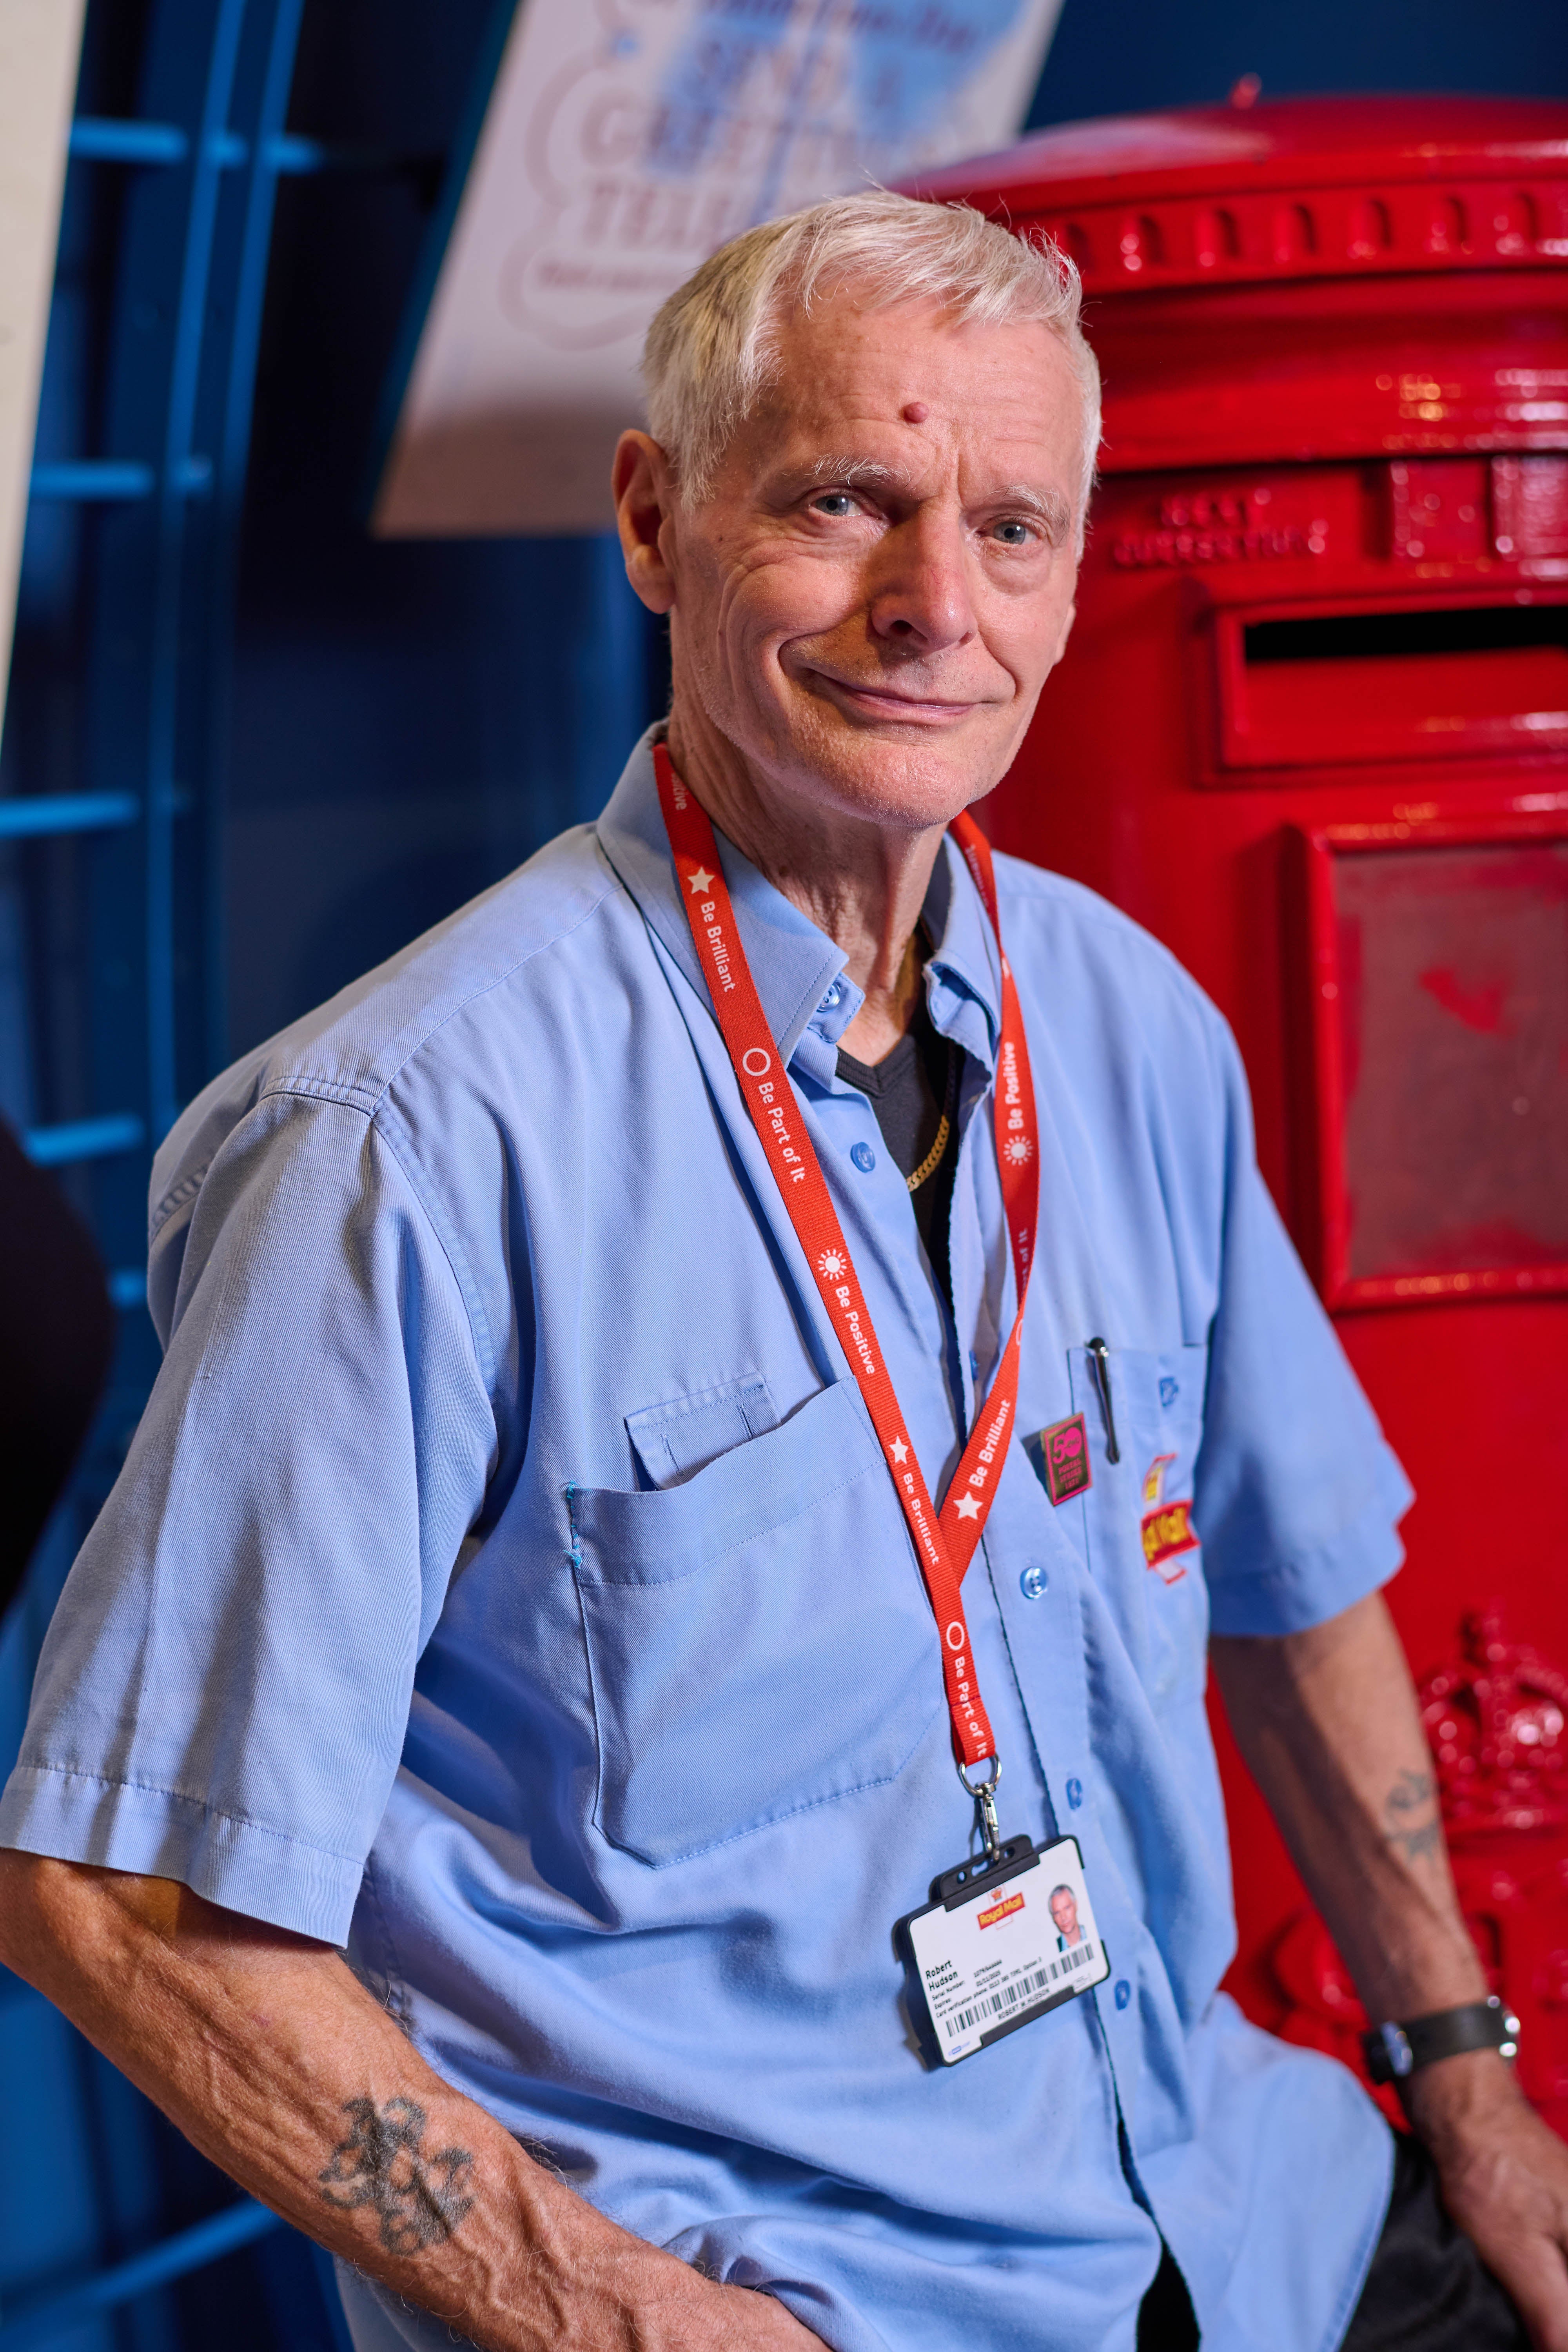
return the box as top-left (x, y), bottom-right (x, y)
top-left (374, 0), bottom-right (1063, 537)
top-left (0, 0), bottom-right (87, 743)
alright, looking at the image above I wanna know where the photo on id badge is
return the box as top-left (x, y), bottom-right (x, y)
top-left (896, 1836), bottom-right (1110, 2066)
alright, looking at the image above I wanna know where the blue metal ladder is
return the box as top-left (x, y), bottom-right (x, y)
top-left (0, 2), bottom-right (358, 2340)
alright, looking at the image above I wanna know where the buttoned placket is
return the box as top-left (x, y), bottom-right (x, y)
top-left (897, 898), bottom-right (1148, 2140)
top-left (781, 888), bottom-right (1115, 1884)
top-left (789, 952), bottom-right (996, 1476)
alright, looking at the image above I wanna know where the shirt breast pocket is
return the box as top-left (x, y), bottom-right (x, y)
top-left (1070, 1343), bottom-right (1212, 1706)
top-left (569, 1380), bottom-right (942, 1867)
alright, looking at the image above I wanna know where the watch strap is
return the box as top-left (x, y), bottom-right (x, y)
top-left (1362, 1994), bottom-right (1520, 2085)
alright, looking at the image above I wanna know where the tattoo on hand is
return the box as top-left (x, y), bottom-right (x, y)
top-left (1383, 1766), bottom-right (1442, 1865)
top-left (318, 2097), bottom-right (475, 2255)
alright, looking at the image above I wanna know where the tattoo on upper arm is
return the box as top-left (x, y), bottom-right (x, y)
top-left (318, 2097), bottom-right (475, 2255)
top-left (1383, 1766), bottom-right (1442, 1865)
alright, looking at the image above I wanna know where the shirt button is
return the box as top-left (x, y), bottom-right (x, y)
top-left (1066, 1776), bottom-right (1083, 1809)
top-left (850, 1142), bottom-right (876, 1173)
top-left (1019, 1564), bottom-right (1048, 1601)
top-left (1114, 1980), bottom-right (1132, 2011)
top-left (820, 982), bottom-right (843, 1011)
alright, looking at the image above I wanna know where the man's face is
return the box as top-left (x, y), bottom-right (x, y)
top-left (650, 292), bottom-right (1085, 831)
top-left (1049, 1887), bottom-right (1080, 1940)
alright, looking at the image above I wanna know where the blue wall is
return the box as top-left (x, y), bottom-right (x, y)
top-left (1032, 0), bottom-right (1568, 123)
top-left (225, 0), bottom-right (661, 1059)
top-left (1, 2), bottom-right (1565, 2347)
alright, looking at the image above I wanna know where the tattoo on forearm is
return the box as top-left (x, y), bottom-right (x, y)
top-left (1383, 1766), bottom-right (1442, 1865)
top-left (318, 2097), bottom-right (475, 2254)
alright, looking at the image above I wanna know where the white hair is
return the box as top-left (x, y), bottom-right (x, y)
top-left (641, 190), bottom-right (1101, 539)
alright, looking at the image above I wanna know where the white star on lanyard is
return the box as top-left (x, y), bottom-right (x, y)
top-left (954, 1490), bottom-right (982, 1520)
top-left (889, 1436), bottom-right (909, 1464)
top-left (687, 866), bottom-right (714, 895)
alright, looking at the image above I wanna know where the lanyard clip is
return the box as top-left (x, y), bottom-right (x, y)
top-left (957, 1753), bottom-right (1003, 1866)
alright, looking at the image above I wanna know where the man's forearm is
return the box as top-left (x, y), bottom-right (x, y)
top-left (0, 1853), bottom-right (814, 2352)
top-left (1210, 1591), bottom-right (1485, 2028)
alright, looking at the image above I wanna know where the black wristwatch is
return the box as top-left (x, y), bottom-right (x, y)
top-left (1362, 1995), bottom-right (1521, 2086)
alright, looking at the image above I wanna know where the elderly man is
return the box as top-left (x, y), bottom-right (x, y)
top-left (1, 192), bottom-right (1565, 2352)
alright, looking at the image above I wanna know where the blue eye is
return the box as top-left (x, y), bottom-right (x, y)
top-left (992, 519), bottom-right (1031, 545)
top-left (812, 493), bottom-right (856, 517)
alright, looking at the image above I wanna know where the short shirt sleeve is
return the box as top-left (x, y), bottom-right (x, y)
top-left (1194, 1016), bottom-right (1414, 1638)
top-left (0, 1091), bottom-right (496, 1942)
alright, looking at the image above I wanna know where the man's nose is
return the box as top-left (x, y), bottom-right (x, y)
top-left (866, 510), bottom-right (977, 653)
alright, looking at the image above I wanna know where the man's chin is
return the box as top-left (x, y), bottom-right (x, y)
top-left (773, 701), bottom-right (1013, 829)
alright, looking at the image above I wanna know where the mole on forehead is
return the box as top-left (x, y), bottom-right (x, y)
top-left (902, 401), bottom-right (929, 424)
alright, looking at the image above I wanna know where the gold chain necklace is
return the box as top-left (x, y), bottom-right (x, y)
top-left (907, 1037), bottom-right (958, 1195)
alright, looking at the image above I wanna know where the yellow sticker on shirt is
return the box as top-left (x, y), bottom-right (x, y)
top-left (1142, 1499), bottom-right (1200, 1583)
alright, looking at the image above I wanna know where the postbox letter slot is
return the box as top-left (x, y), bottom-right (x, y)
top-left (1219, 599), bottom-right (1568, 773)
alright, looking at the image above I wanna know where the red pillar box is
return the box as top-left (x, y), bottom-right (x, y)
top-left (913, 101), bottom-right (1568, 2057)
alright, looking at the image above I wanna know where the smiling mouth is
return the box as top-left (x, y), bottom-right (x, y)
top-left (806, 670), bottom-right (982, 720)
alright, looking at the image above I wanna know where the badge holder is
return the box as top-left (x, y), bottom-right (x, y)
top-left (897, 1759), bottom-right (1111, 2067)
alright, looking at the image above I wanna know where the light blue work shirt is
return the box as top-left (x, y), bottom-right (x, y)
top-left (2, 729), bottom-right (1411, 2352)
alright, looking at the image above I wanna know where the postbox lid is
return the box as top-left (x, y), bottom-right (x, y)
top-left (909, 97), bottom-right (1568, 298)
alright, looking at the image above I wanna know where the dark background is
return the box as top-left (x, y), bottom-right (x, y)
top-left (1, 3), bottom-right (1565, 2347)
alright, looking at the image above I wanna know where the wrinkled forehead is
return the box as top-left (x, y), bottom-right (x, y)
top-left (730, 296), bottom-right (1087, 499)
top-left (759, 291), bottom-right (1082, 434)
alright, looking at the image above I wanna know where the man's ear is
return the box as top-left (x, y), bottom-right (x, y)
top-left (613, 430), bottom-right (678, 616)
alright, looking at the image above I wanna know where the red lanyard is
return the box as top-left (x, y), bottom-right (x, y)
top-left (654, 744), bottom-right (1041, 1774)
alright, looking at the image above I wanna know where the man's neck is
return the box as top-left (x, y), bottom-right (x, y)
top-left (664, 705), bottom-right (946, 1063)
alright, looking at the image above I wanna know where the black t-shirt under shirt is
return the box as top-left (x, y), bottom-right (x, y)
top-left (836, 985), bottom-right (957, 1305)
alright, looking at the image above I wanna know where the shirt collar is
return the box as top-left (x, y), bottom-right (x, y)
top-left (921, 828), bottom-right (1003, 1074)
top-left (595, 727), bottom-right (1002, 1072)
top-left (597, 730), bottom-right (844, 1066)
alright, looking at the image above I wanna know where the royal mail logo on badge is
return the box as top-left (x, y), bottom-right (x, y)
top-left (1142, 1497), bottom-right (1200, 1583)
top-left (1037, 1413), bottom-right (1092, 1505)
top-left (899, 1836), bottom-right (1111, 2065)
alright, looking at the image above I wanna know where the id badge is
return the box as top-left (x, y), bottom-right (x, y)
top-left (897, 1834), bottom-right (1110, 2065)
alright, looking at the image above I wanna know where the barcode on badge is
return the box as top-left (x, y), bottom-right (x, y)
top-left (944, 1940), bottom-right (1098, 2039)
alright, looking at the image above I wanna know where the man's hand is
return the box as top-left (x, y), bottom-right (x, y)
top-left (481, 2226), bottom-right (821, 2351)
top-left (494, 2223), bottom-right (820, 2352)
top-left (1406, 2054), bottom-right (1568, 2352)
top-left (608, 2275), bottom-right (820, 2352)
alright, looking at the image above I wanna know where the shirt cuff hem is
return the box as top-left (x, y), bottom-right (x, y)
top-left (1205, 1455), bottom-right (1415, 1639)
top-left (0, 1764), bottom-right (363, 1944)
